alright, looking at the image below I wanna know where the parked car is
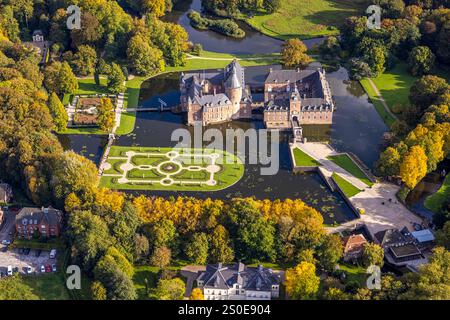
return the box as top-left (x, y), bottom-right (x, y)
top-left (45, 265), bottom-right (51, 273)
top-left (40, 265), bottom-right (45, 273)
top-left (13, 267), bottom-right (19, 273)
top-left (7, 265), bottom-right (12, 276)
top-left (35, 249), bottom-right (41, 257)
top-left (1, 239), bottom-right (10, 245)
top-left (25, 266), bottom-right (33, 274)
top-left (49, 249), bottom-right (57, 259)
top-left (52, 264), bottom-right (57, 272)
top-left (23, 248), bottom-right (31, 255)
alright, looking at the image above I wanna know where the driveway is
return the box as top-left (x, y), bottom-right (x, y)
top-left (0, 208), bottom-right (16, 244)
top-left (180, 265), bottom-right (206, 298)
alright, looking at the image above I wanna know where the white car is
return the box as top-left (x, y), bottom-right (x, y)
top-left (25, 266), bottom-right (33, 274)
top-left (7, 265), bottom-right (12, 276)
top-left (40, 265), bottom-right (45, 273)
top-left (1, 239), bottom-right (11, 245)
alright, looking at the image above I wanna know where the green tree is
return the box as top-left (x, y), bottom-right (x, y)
top-left (209, 225), bottom-right (234, 263)
top-left (48, 92), bottom-right (68, 132)
top-left (436, 221), bottom-right (450, 250)
top-left (0, 275), bottom-right (38, 300)
top-left (44, 62), bottom-right (78, 96)
top-left (282, 39), bottom-right (312, 68)
top-left (105, 63), bottom-right (125, 94)
top-left (409, 75), bottom-right (449, 111)
top-left (316, 234), bottom-right (343, 271)
top-left (185, 233), bottom-right (209, 265)
top-left (408, 46), bottom-right (435, 76)
top-left (70, 45), bottom-right (98, 76)
top-left (400, 247), bottom-right (450, 300)
top-left (263, 0), bottom-right (281, 13)
top-left (377, 146), bottom-right (402, 177)
top-left (362, 243), bottom-right (385, 267)
top-left (127, 35), bottom-right (165, 76)
top-left (154, 278), bottom-right (186, 300)
top-left (228, 199), bottom-right (276, 262)
top-left (285, 262), bottom-right (320, 300)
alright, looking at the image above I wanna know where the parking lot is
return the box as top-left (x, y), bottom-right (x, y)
top-left (0, 248), bottom-right (57, 275)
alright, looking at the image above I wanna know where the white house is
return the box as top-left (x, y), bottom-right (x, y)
top-left (196, 263), bottom-right (281, 300)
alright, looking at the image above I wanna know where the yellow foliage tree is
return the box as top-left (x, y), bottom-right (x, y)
top-left (282, 39), bottom-right (312, 68)
top-left (285, 262), bottom-right (320, 300)
top-left (190, 288), bottom-right (204, 300)
top-left (400, 145), bottom-right (428, 189)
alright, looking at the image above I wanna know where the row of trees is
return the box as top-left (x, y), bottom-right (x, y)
top-left (202, 0), bottom-right (281, 16)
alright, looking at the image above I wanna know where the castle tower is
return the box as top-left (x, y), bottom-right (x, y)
top-left (225, 62), bottom-right (243, 115)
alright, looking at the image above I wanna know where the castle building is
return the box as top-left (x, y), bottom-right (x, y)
top-left (180, 60), bottom-right (253, 126)
top-left (263, 67), bottom-right (334, 129)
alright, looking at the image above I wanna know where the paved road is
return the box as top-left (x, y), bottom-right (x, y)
top-left (0, 209), bottom-right (15, 243)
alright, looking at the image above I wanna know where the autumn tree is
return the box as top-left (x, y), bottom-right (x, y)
top-left (399, 145), bottom-right (428, 189)
top-left (362, 243), bottom-right (385, 267)
top-left (282, 39), bottom-right (312, 68)
top-left (377, 146), bottom-right (402, 177)
top-left (48, 92), bottom-right (68, 132)
top-left (285, 262), bottom-right (320, 300)
top-left (190, 287), bottom-right (204, 300)
top-left (150, 246), bottom-right (172, 269)
top-left (142, 0), bottom-right (166, 17)
top-left (69, 45), bottom-right (98, 76)
top-left (91, 281), bottom-right (107, 300)
top-left (409, 75), bottom-right (449, 111)
top-left (97, 98), bottom-right (115, 132)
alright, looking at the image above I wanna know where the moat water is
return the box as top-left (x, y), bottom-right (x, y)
top-left (58, 0), bottom-right (391, 225)
top-left (59, 65), bottom-right (388, 225)
top-left (162, 0), bottom-right (325, 54)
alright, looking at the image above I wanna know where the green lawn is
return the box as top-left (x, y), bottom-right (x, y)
top-left (339, 263), bottom-right (367, 287)
top-left (370, 63), bottom-right (416, 111)
top-left (328, 154), bottom-right (374, 187)
top-left (360, 78), bottom-right (397, 127)
top-left (22, 273), bottom-right (71, 300)
top-left (244, 0), bottom-right (365, 40)
top-left (332, 173), bottom-right (362, 198)
top-left (292, 147), bottom-right (321, 167)
top-left (100, 146), bottom-right (245, 191)
top-left (425, 173), bottom-right (450, 213)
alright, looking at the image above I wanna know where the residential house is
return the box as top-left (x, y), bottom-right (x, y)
top-left (15, 207), bottom-right (63, 239)
top-left (342, 234), bottom-right (368, 262)
top-left (0, 183), bottom-right (13, 204)
top-left (196, 263), bottom-right (281, 300)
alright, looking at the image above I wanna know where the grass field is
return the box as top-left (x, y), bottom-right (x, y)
top-left (339, 263), bottom-right (367, 287)
top-left (328, 154), bottom-right (374, 187)
top-left (332, 173), bottom-right (362, 198)
top-left (100, 146), bottom-right (245, 191)
top-left (425, 173), bottom-right (450, 213)
top-left (293, 147), bottom-right (321, 167)
top-left (245, 0), bottom-right (365, 39)
top-left (359, 78), bottom-right (397, 127)
top-left (22, 273), bottom-right (71, 300)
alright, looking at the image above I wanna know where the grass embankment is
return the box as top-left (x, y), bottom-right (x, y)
top-left (244, 0), bottom-right (365, 40)
top-left (292, 147), bottom-right (321, 167)
top-left (360, 78), bottom-right (397, 127)
top-left (425, 173), bottom-right (450, 213)
top-left (332, 173), bottom-right (362, 198)
top-left (328, 154), bottom-right (374, 187)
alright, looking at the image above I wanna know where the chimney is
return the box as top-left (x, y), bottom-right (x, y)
top-left (297, 68), bottom-right (300, 73)
top-left (213, 88), bottom-right (216, 96)
top-left (218, 262), bottom-right (223, 269)
top-left (269, 67), bottom-right (273, 73)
